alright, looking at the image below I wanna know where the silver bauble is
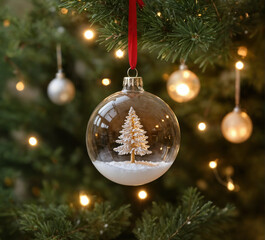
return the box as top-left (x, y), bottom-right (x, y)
top-left (47, 72), bottom-right (75, 105)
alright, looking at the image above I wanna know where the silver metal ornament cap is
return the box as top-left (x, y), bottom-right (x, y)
top-left (179, 63), bottom-right (188, 70)
top-left (123, 68), bottom-right (143, 92)
top-left (122, 77), bottom-right (143, 92)
top-left (233, 106), bottom-right (241, 112)
top-left (56, 71), bottom-right (65, 79)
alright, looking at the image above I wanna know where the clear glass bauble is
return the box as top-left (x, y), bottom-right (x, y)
top-left (221, 107), bottom-right (253, 143)
top-left (167, 65), bottom-right (200, 103)
top-left (86, 76), bottom-right (180, 186)
top-left (47, 72), bottom-right (75, 105)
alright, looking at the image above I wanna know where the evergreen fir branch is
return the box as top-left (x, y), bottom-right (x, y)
top-left (60, 0), bottom-right (264, 67)
top-left (133, 188), bottom-right (235, 240)
top-left (18, 202), bottom-right (131, 240)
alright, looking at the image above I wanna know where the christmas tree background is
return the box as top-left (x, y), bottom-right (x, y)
top-left (0, 0), bottom-right (264, 239)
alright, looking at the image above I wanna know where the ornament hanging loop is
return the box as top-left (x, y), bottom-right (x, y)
top-left (128, 0), bottom-right (144, 70)
top-left (56, 43), bottom-right (63, 73)
top-left (235, 67), bottom-right (241, 108)
top-left (179, 58), bottom-right (187, 70)
top-left (127, 67), bottom-right (138, 77)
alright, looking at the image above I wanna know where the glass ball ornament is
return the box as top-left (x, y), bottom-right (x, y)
top-left (167, 64), bottom-right (200, 102)
top-left (221, 107), bottom-right (253, 143)
top-left (47, 71), bottom-right (75, 105)
top-left (86, 75), bottom-right (180, 186)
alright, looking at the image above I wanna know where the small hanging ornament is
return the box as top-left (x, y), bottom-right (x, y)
top-left (221, 61), bottom-right (252, 143)
top-left (86, 0), bottom-right (180, 186)
top-left (167, 63), bottom-right (200, 103)
top-left (47, 44), bottom-right (75, 105)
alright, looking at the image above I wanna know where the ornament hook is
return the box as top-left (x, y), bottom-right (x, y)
top-left (127, 67), bottom-right (138, 77)
top-left (56, 43), bottom-right (63, 72)
top-left (179, 58), bottom-right (187, 70)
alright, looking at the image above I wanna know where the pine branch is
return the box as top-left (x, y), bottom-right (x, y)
top-left (17, 202), bottom-right (131, 240)
top-left (133, 188), bottom-right (235, 240)
top-left (60, 0), bottom-right (264, 68)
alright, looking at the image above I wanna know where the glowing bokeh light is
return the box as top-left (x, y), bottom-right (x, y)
top-left (138, 190), bottom-right (148, 200)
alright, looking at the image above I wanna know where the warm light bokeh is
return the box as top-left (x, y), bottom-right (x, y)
top-left (198, 122), bottom-right (207, 131)
top-left (83, 29), bottom-right (95, 40)
top-left (28, 137), bottom-right (38, 146)
top-left (138, 190), bottom-right (148, 200)
top-left (102, 78), bottom-right (111, 86)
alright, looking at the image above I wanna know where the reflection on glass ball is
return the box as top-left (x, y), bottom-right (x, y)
top-left (86, 77), bottom-right (180, 186)
top-left (221, 108), bottom-right (252, 143)
top-left (167, 66), bottom-right (200, 103)
top-left (47, 72), bottom-right (75, 105)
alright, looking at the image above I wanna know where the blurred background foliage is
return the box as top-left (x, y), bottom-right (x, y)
top-left (0, 0), bottom-right (264, 239)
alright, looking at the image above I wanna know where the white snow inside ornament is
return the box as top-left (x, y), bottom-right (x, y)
top-left (86, 70), bottom-right (180, 186)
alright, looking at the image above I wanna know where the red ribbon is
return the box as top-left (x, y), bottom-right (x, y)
top-left (128, 0), bottom-right (144, 70)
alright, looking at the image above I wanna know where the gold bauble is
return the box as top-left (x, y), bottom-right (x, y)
top-left (221, 107), bottom-right (253, 143)
top-left (167, 65), bottom-right (200, 103)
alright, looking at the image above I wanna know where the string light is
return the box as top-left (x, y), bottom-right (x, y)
top-left (209, 159), bottom-right (238, 192)
top-left (115, 49), bottom-right (125, 58)
top-left (60, 8), bottom-right (68, 14)
top-left (227, 181), bottom-right (235, 191)
top-left (138, 190), bottom-right (148, 200)
top-left (198, 122), bottom-right (207, 131)
top-left (237, 46), bottom-right (248, 58)
top-left (3, 19), bottom-right (10, 27)
top-left (28, 137), bottom-right (38, 146)
top-left (79, 193), bottom-right (90, 206)
top-left (162, 73), bottom-right (169, 81)
top-left (224, 166), bottom-right (234, 176)
top-left (235, 61), bottom-right (244, 70)
top-left (157, 12), bottom-right (162, 17)
top-left (209, 160), bottom-right (217, 169)
top-left (196, 179), bottom-right (208, 190)
top-left (16, 81), bottom-right (25, 91)
top-left (83, 29), bottom-right (95, 40)
top-left (102, 78), bottom-right (111, 86)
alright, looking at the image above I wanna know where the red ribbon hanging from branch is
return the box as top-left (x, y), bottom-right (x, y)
top-left (128, 0), bottom-right (144, 70)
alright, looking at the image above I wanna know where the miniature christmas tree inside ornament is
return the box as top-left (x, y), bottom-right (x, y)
top-left (113, 107), bottom-right (152, 163)
top-left (86, 70), bottom-right (180, 186)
